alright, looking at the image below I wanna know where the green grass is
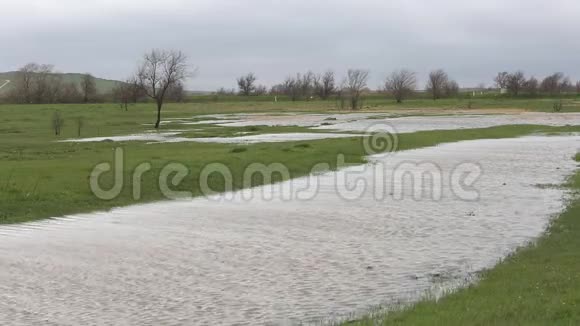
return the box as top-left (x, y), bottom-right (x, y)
top-left (346, 156), bottom-right (580, 325)
top-left (1, 101), bottom-right (579, 323)
top-left (1, 101), bottom-right (578, 224)
top-left (182, 93), bottom-right (580, 112)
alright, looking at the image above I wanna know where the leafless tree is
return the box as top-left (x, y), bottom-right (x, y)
top-left (32, 64), bottom-right (54, 103)
top-left (314, 70), bottom-right (336, 100)
top-left (525, 77), bottom-right (539, 96)
top-left (560, 77), bottom-right (573, 93)
top-left (282, 75), bottom-right (301, 101)
top-left (506, 71), bottom-right (526, 96)
top-left (166, 81), bottom-right (185, 102)
top-left (13, 63), bottom-right (38, 103)
top-left (541, 72), bottom-right (566, 96)
top-left (136, 49), bottom-right (191, 128)
top-left (216, 87), bottom-right (236, 95)
top-left (59, 82), bottom-right (82, 103)
top-left (52, 110), bottom-right (64, 136)
top-left (112, 80), bottom-right (133, 110)
top-left (237, 73), bottom-right (256, 96)
top-left (76, 117), bottom-right (84, 137)
top-left (254, 85), bottom-right (268, 96)
top-left (80, 73), bottom-right (97, 103)
top-left (576, 81), bottom-right (580, 95)
top-left (384, 69), bottom-right (416, 103)
top-left (343, 69), bottom-right (369, 110)
top-left (300, 71), bottom-right (315, 100)
top-left (494, 71), bottom-right (510, 89)
top-left (426, 69), bottom-right (449, 100)
top-left (444, 80), bottom-right (460, 97)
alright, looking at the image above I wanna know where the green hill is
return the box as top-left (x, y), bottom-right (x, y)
top-left (0, 72), bottom-right (122, 97)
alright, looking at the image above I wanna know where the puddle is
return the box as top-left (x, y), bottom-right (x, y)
top-left (2, 136), bottom-right (578, 325)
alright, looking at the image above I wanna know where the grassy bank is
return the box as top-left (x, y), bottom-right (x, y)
top-left (347, 156), bottom-right (580, 325)
top-left (1, 101), bottom-right (579, 224)
top-left (1, 116), bottom-right (579, 224)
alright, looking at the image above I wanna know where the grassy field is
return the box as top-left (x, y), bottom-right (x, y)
top-left (1, 101), bottom-right (578, 225)
top-left (347, 155), bottom-right (580, 325)
top-left (1, 100), bottom-right (579, 323)
top-left (188, 94), bottom-right (580, 113)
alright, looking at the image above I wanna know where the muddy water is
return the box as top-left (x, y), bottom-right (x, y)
top-left (1, 136), bottom-right (579, 325)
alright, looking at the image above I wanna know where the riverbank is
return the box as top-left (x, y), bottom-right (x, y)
top-left (2, 123), bottom-right (579, 224)
top-left (346, 154), bottom-right (580, 325)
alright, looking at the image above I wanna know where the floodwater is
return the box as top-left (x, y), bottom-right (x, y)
top-left (314, 112), bottom-right (580, 133)
top-left (63, 132), bottom-right (360, 144)
top-left (62, 113), bottom-right (580, 144)
top-left (169, 133), bottom-right (362, 144)
top-left (204, 112), bottom-right (580, 132)
top-left (60, 132), bottom-right (183, 143)
top-left (1, 136), bottom-right (579, 325)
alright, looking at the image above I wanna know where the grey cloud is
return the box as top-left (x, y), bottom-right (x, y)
top-left (1, 0), bottom-right (579, 90)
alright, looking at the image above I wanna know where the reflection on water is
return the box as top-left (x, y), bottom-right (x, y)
top-left (0, 136), bottom-right (578, 325)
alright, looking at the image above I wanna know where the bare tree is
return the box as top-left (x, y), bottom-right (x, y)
top-left (166, 81), bottom-right (185, 102)
top-left (59, 82), bottom-right (82, 103)
top-left (444, 80), bottom-right (460, 97)
top-left (52, 111), bottom-right (64, 136)
top-left (426, 69), bottom-right (449, 100)
top-left (254, 85), bottom-right (268, 96)
top-left (237, 73), bottom-right (257, 96)
top-left (343, 69), bottom-right (369, 110)
top-left (300, 71), bottom-right (315, 100)
top-left (525, 77), bottom-right (539, 96)
top-left (76, 117), bottom-right (84, 137)
top-left (112, 80), bottom-right (132, 110)
top-left (384, 69), bottom-right (416, 103)
top-left (281, 75), bottom-right (301, 101)
top-left (576, 81), bottom-right (580, 95)
top-left (506, 71), bottom-right (526, 96)
top-left (136, 49), bottom-right (190, 128)
top-left (32, 64), bottom-right (54, 103)
top-left (80, 73), bottom-right (97, 103)
top-left (494, 71), bottom-right (510, 89)
top-left (541, 72), bottom-right (566, 96)
top-left (314, 70), bottom-right (336, 100)
top-left (217, 87), bottom-right (236, 95)
top-left (12, 63), bottom-right (39, 103)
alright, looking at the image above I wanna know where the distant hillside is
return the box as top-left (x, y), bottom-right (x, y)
top-left (0, 72), bottom-right (122, 96)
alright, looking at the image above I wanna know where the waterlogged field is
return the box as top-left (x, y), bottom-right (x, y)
top-left (0, 99), bottom-right (580, 324)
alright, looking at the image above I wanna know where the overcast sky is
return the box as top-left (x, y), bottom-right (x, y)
top-left (1, 0), bottom-right (579, 90)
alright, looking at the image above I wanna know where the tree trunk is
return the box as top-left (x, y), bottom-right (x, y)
top-left (154, 100), bottom-right (162, 128)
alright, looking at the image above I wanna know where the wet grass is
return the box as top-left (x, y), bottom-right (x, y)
top-left (1, 101), bottom-right (579, 225)
top-left (345, 155), bottom-right (580, 325)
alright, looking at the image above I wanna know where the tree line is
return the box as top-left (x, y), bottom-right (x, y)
top-left (4, 62), bottom-right (186, 108)
top-left (494, 71), bottom-right (579, 96)
top-left (230, 69), bottom-right (580, 107)
top-left (5, 63), bottom-right (100, 104)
